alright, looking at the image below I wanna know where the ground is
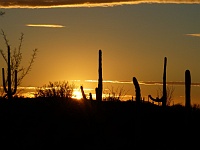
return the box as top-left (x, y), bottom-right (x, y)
top-left (0, 98), bottom-right (199, 149)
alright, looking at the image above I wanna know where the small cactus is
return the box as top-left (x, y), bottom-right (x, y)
top-left (80, 86), bottom-right (87, 100)
top-left (89, 93), bottom-right (93, 100)
top-left (133, 77), bottom-right (141, 104)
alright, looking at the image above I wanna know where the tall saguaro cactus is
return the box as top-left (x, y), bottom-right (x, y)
top-left (185, 69), bottom-right (191, 110)
top-left (148, 57), bottom-right (167, 107)
top-left (2, 45), bottom-right (17, 99)
top-left (162, 56), bottom-right (167, 107)
top-left (96, 50), bottom-right (103, 101)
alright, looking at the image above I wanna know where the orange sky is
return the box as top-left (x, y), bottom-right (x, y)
top-left (0, 1), bottom-right (200, 105)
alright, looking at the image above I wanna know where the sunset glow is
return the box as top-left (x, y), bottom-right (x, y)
top-left (72, 89), bottom-right (82, 100)
top-left (0, 2), bottom-right (200, 149)
top-left (0, 2), bottom-right (200, 105)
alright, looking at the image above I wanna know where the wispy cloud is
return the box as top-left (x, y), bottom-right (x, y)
top-left (185, 33), bottom-right (200, 37)
top-left (26, 24), bottom-right (65, 28)
top-left (85, 80), bottom-right (132, 84)
top-left (84, 80), bottom-right (200, 86)
top-left (134, 81), bottom-right (200, 86)
top-left (0, 0), bottom-right (200, 8)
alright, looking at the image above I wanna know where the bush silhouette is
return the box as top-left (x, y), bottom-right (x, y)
top-left (35, 81), bottom-right (75, 98)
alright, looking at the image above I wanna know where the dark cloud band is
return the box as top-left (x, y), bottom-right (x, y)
top-left (0, 0), bottom-right (200, 8)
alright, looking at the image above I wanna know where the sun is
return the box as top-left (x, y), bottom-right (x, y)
top-left (72, 89), bottom-right (82, 100)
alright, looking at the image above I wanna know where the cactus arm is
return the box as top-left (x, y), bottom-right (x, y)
top-left (11, 70), bottom-right (17, 95)
top-left (2, 68), bottom-right (8, 93)
top-left (95, 87), bottom-right (98, 101)
top-left (148, 95), bottom-right (163, 102)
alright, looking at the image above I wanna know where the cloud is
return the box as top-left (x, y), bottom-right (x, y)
top-left (26, 24), bottom-right (65, 28)
top-left (140, 81), bottom-right (178, 85)
top-left (84, 80), bottom-right (200, 86)
top-left (185, 33), bottom-right (200, 37)
top-left (0, 0), bottom-right (200, 8)
top-left (140, 81), bottom-right (200, 86)
top-left (85, 80), bottom-right (132, 84)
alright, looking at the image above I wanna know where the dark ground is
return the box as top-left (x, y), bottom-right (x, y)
top-left (0, 98), bottom-right (199, 150)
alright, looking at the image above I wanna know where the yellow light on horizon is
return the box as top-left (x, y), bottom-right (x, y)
top-left (20, 92), bottom-right (36, 98)
top-left (72, 89), bottom-right (82, 100)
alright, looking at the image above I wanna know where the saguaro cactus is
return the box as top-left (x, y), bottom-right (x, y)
top-left (185, 69), bottom-right (191, 110)
top-left (96, 50), bottom-right (103, 101)
top-left (133, 77), bottom-right (141, 104)
top-left (148, 57), bottom-right (167, 107)
top-left (2, 45), bottom-right (17, 99)
top-left (80, 86), bottom-right (87, 100)
top-left (89, 93), bottom-right (93, 100)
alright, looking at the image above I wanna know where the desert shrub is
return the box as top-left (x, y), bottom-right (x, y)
top-left (192, 103), bottom-right (200, 111)
top-left (35, 81), bottom-right (75, 99)
top-left (103, 85), bottom-right (129, 101)
top-left (156, 85), bottom-right (175, 106)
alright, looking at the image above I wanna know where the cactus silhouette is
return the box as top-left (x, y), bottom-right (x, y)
top-left (2, 45), bottom-right (17, 99)
top-left (96, 50), bottom-right (103, 101)
top-left (133, 77), bottom-right (141, 104)
top-left (80, 86), bottom-right (87, 100)
top-left (89, 93), bottom-right (93, 100)
top-left (148, 57), bottom-right (167, 107)
top-left (185, 70), bottom-right (191, 109)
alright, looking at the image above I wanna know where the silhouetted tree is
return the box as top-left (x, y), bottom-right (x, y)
top-left (2, 45), bottom-right (17, 99)
top-left (0, 30), bottom-right (38, 98)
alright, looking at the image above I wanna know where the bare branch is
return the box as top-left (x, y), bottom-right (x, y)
top-left (156, 85), bottom-right (175, 106)
top-left (0, 49), bottom-right (7, 63)
top-left (1, 29), bottom-right (9, 46)
top-left (17, 48), bottom-right (38, 85)
top-left (104, 85), bottom-right (129, 101)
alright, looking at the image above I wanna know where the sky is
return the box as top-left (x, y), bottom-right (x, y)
top-left (0, 0), bottom-right (200, 105)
